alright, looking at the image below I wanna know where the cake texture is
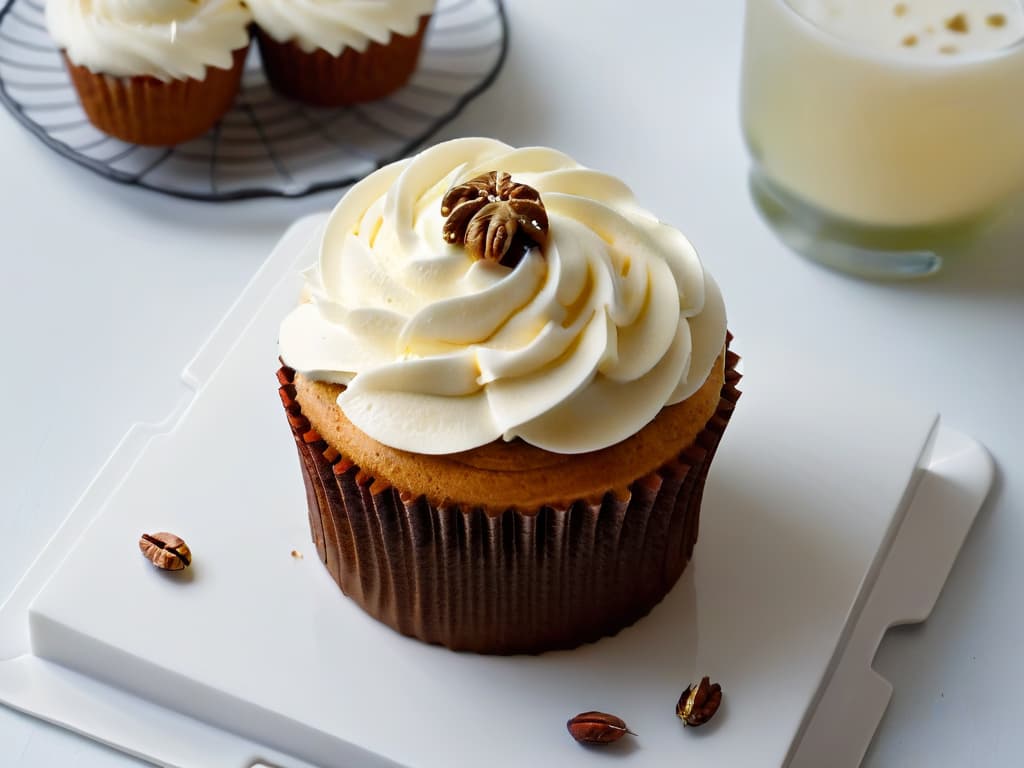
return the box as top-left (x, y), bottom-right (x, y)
top-left (277, 138), bottom-right (739, 653)
top-left (248, 0), bottom-right (434, 106)
top-left (47, 0), bottom-right (251, 145)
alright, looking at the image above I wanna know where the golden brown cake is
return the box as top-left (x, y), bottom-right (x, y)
top-left (277, 138), bottom-right (740, 653)
top-left (63, 49), bottom-right (248, 147)
top-left (292, 354), bottom-right (725, 511)
top-left (248, 1), bottom-right (434, 106)
top-left (47, 0), bottom-right (252, 147)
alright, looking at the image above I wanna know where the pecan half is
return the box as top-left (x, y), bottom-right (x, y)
top-left (566, 711), bottom-right (635, 745)
top-left (441, 171), bottom-right (548, 267)
top-left (139, 532), bottom-right (192, 571)
top-left (676, 676), bottom-right (722, 727)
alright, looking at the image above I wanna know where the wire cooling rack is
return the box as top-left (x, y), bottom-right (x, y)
top-left (0, 0), bottom-right (507, 200)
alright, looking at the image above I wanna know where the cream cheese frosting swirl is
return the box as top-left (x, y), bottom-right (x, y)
top-left (46, 0), bottom-right (252, 81)
top-left (247, 0), bottom-right (435, 55)
top-left (279, 138), bottom-right (728, 455)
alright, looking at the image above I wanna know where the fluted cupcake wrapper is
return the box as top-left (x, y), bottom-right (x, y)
top-left (256, 16), bottom-right (430, 107)
top-left (278, 343), bottom-right (741, 654)
top-left (63, 47), bottom-right (249, 147)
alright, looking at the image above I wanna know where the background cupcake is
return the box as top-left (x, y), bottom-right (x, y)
top-left (46, 0), bottom-right (252, 146)
top-left (248, 0), bottom-right (435, 106)
top-left (278, 138), bottom-right (739, 654)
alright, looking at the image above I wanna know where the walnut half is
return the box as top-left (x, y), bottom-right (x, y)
top-left (441, 171), bottom-right (549, 267)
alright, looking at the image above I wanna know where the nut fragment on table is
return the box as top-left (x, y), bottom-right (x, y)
top-left (566, 711), bottom-right (635, 745)
top-left (139, 532), bottom-right (191, 571)
top-left (676, 676), bottom-right (723, 727)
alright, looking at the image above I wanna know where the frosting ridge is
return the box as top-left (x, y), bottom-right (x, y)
top-left (46, 0), bottom-right (252, 81)
top-left (279, 138), bottom-right (727, 455)
top-left (246, 0), bottom-right (435, 55)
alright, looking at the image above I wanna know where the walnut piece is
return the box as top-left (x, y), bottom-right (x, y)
top-left (441, 171), bottom-right (549, 267)
top-left (676, 676), bottom-right (723, 727)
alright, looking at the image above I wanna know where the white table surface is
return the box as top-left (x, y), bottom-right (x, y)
top-left (0, 1), bottom-right (1021, 766)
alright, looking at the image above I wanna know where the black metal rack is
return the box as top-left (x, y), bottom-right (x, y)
top-left (0, 0), bottom-right (507, 200)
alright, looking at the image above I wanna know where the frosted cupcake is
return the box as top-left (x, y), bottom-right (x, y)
top-left (277, 138), bottom-right (740, 654)
top-left (46, 0), bottom-right (252, 146)
top-left (248, 0), bottom-right (435, 106)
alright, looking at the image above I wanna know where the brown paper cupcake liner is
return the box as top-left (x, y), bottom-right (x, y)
top-left (277, 340), bottom-right (741, 654)
top-left (63, 47), bottom-right (249, 147)
top-left (256, 16), bottom-right (430, 107)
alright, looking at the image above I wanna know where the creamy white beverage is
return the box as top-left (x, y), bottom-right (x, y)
top-left (789, 0), bottom-right (1024, 57)
top-left (742, 0), bottom-right (1024, 228)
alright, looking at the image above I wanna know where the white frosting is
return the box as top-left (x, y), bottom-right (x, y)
top-left (279, 138), bottom-right (728, 455)
top-left (46, 0), bottom-right (252, 81)
top-left (248, 0), bottom-right (435, 56)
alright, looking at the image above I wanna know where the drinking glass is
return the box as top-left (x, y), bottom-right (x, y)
top-left (740, 0), bottom-right (1024, 278)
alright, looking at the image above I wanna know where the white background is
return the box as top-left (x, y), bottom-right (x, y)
top-left (1, 1), bottom-right (1022, 765)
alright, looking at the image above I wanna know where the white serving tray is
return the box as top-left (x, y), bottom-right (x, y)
top-left (0, 216), bottom-right (992, 768)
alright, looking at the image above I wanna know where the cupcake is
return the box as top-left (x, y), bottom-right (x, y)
top-left (277, 138), bottom-right (740, 654)
top-left (46, 0), bottom-right (252, 146)
top-left (248, 0), bottom-right (435, 106)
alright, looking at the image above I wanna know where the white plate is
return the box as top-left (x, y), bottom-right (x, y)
top-left (0, 216), bottom-right (993, 767)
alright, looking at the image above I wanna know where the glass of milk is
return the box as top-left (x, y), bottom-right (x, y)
top-left (740, 0), bottom-right (1024, 278)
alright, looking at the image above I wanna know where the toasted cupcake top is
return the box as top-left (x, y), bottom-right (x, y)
top-left (247, 0), bottom-right (434, 55)
top-left (279, 138), bottom-right (728, 455)
top-left (46, 0), bottom-right (251, 81)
